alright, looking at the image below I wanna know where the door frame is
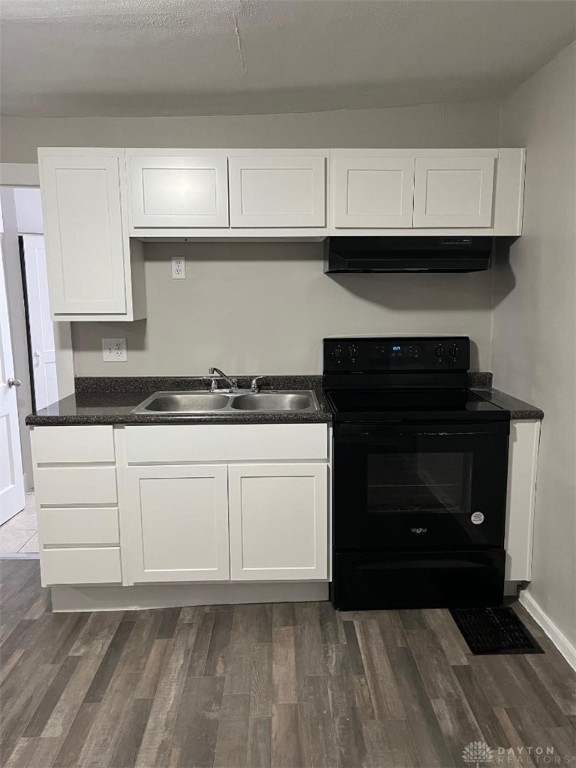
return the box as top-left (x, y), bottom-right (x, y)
top-left (0, 238), bottom-right (26, 523)
top-left (0, 176), bottom-right (74, 495)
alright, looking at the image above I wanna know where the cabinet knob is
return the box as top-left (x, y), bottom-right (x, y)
top-left (7, 378), bottom-right (22, 388)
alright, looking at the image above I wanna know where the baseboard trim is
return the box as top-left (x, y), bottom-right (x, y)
top-left (519, 590), bottom-right (576, 671)
top-left (51, 581), bottom-right (330, 612)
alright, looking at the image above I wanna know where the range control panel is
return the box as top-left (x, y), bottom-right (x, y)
top-left (323, 336), bottom-right (470, 372)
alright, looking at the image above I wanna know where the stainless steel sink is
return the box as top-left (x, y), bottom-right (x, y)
top-left (132, 390), bottom-right (319, 415)
top-left (134, 392), bottom-right (230, 414)
top-left (230, 393), bottom-right (314, 411)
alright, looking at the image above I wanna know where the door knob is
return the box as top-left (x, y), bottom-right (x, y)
top-left (7, 378), bottom-right (22, 388)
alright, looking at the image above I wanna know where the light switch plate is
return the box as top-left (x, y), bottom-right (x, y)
top-left (102, 338), bottom-right (127, 362)
top-left (171, 257), bottom-right (186, 279)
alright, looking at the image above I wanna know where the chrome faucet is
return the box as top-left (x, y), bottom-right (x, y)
top-left (250, 376), bottom-right (265, 393)
top-left (209, 367), bottom-right (238, 393)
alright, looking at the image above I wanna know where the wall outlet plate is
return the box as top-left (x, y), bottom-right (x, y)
top-left (102, 338), bottom-right (127, 362)
top-left (171, 256), bottom-right (186, 279)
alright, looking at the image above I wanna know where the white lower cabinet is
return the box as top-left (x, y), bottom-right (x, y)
top-left (31, 425), bottom-right (122, 587)
top-left (228, 464), bottom-right (328, 581)
top-left (124, 461), bottom-right (329, 585)
top-left (32, 424), bottom-right (330, 590)
top-left (505, 420), bottom-right (541, 582)
top-left (41, 548), bottom-right (122, 586)
top-left (125, 464), bottom-right (230, 583)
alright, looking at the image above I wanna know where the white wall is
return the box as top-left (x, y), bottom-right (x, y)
top-left (493, 42), bottom-right (576, 647)
top-left (13, 188), bottom-right (43, 234)
top-left (72, 241), bottom-right (494, 375)
top-left (0, 100), bottom-right (500, 163)
top-left (2, 101), bottom-right (499, 376)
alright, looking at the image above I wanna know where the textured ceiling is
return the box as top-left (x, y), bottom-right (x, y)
top-left (1, 0), bottom-right (575, 117)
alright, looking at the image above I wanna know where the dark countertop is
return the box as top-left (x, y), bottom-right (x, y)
top-left (472, 388), bottom-right (544, 421)
top-left (26, 375), bottom-right (543, 427)
top-left (26, 376), bottom-right (333, 426)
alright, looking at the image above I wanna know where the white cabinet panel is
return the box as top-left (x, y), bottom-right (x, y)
top-left (39, 153), bottom-right (127, 315)
top-left (35, 466), bottom-right (118, 506)
top-left (413, 157), bottom-right (495, 227)
top-left (229, 463), bottom-right (328, 581)
top-left (229, 155), bottom-right (326, 227)
top-left (127, 464), bottom-right (229, 583)
top-left (41, 547), bottom-right (122, 586)
top-left (333, 157), bottom-right (414, 228)
top-left (124, 424), bottom-right (328, 464)
top-left (39, 507), bottom-right (120, 546)
top-left (505, 421), bottom-right (540, 582)
top-left (32, 425), bottom-right (115, 464)
top-left (128, 153), bottom-right (229, 228)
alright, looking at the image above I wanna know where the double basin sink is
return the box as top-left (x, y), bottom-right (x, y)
top-left (132, 390), bottom-right (320, 415)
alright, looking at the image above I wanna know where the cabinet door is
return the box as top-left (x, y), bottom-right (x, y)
top-left (333, 157), bottom-right (414, 228)
top-left (40, 154), bottom-right (127, 315)
top-left (128, 154), bottom-right (229, 228)
top-left (413, 157), bottom-right (495, 227)
top-left (229, 156), bottom-right (326, 227)
top-left (126, 464), bottom-right (229, 583)
top-left (228, 463), bottom-right (328, 581)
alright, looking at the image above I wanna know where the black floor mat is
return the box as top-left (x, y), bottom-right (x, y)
top-left (450, 606), bottom-right (544, 655)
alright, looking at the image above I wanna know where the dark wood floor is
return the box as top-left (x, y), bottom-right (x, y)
top-left (0, 560), bottom-right (574, 768)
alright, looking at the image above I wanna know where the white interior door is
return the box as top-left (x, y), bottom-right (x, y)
top-left (22, 235), bottom-right (58, 410)
top-left (0, 240), bottom-right (25, 524)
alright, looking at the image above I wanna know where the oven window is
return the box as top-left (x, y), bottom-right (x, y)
top-left (367, 452), bottom-right (473, 514)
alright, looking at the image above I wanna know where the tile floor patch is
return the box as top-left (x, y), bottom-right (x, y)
top-left (20, 534), bottom-right (39, 554)
top-left (0, 530), bottom-right (37, 553)
top-left (0, 493), bottom-right (38, 553)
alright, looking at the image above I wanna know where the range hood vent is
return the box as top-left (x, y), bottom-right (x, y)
top-left (325, 236), bottom-right (516, 274)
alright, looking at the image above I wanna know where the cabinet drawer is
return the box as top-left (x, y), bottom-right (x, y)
top-left (124, 424), bottom-right (328, 463)
top-left (41, 547), bottom-right (122, 585)
top-left (35, 467), bottom-right (118, 506)
top-left (32, 426), bottom-right (115, 464)
top-left (39, 507), bottom-right (119, 546)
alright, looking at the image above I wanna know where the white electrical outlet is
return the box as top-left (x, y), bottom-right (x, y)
top-left (102, 338), bottom-right (127, 362)
top-left (171, 257), bottom-right (186, 279)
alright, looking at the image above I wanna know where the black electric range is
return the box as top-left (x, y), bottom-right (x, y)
top-left (323, 336), bottom-right (510, 611)
top-left (326, 388), bottom-right (508, 424)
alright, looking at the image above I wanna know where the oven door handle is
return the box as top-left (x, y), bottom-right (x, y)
top-left (335, 424), bottom-right (496, 442)
top-left (335, 425), bottom-right (430, 443)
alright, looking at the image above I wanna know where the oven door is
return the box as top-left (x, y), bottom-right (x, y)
top-left (333, 422), bottom-right (509, 550)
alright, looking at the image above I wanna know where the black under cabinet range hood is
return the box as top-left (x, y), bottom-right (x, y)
top-left (325, 236), bottom-right (517, 273)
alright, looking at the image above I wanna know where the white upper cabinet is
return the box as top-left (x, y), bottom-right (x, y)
top-left (332, 155), bottom-right (415, 228)
top-left (413, 156), bottom-right (496, 228)
top-left (228, 463), bottom-right (328, 581)
top-left (229, 153), bottom-right (327, 228)
top-left (38, 149), bottom-right (145, 321)
top-left (127, 151), bottom-right (229, 229)
top-left (126, 464), bottom-right (230, 583)
top-left (40, 151), bottom-right (126, 316)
